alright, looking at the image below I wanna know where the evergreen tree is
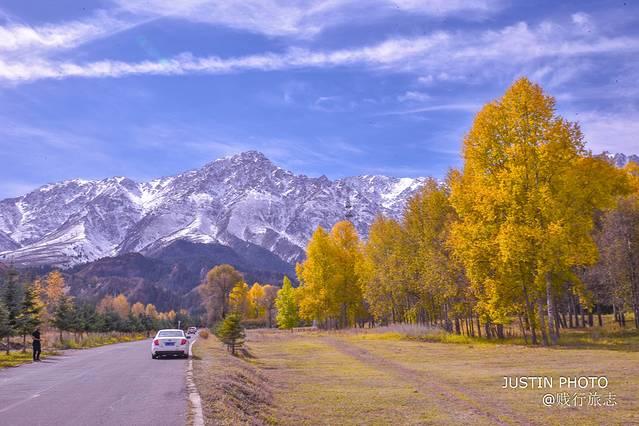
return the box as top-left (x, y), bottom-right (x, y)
top-left (1, 268), bottom-right (23, 354)
top-left (275, 276), bottom-right (299, 330)
top-left (0, 301), bottom-right (11, 355)
top-left (215, 313), bottom-right (245, 355)
top-left (17, 280), bottom-right (44, 352)
top-left (52, 295), bottom-right (76, 342)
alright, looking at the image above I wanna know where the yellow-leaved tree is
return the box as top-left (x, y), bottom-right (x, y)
top-left (403, 178), bottom-right (469, 332)
top-left (296, 221), bottom-right (367, 328)
top-left (358, 215), bottom-right (406, 323)
top-left (229, 281), bottom-right (250, 317)
top-left (247, 283), bottom-right (265, 319)
top-left (449, 78), bottom-right (626, 345)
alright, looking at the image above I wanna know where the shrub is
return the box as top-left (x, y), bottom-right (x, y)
top-left (216, 314), bottom-right (245, 355)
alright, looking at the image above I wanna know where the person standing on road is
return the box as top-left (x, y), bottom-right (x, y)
top-left (32, 328), bottom-right (41, 361)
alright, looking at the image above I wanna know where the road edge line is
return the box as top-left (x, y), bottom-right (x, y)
top-left (187, 338), bottom-right (204, 426)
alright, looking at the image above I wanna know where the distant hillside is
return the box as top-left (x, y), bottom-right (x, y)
top-left (62, 240), bottom-right (294, 311)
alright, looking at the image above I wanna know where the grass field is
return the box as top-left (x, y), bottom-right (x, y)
top-left (193, 328), bottom-right (639, 425)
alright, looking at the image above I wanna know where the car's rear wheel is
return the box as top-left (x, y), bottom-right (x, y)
top-left (152, 354), bottom-right (157, 359)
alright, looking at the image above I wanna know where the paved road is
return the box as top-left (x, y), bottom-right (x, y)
top-left (0, 339), bottom-right (189, 426)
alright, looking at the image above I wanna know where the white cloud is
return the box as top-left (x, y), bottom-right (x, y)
top-left (0, 11), bottom-right (144, 57)
top-left (379, 103), bottom-right (482, 116)
top-left (0, 10), bottom-right (637, 90)
top-left (2, 17), bottom-right (638, 84)
top-left (398, 91), bottom-right (431, 102)
top-left (571, 12), bottom-right (591, 28)
top-left (111, 0), bottom-right (503, 38)
top-left (0, 13), bottom-right (123, 53)
top-left (391, 0), bottom-right (502, 16)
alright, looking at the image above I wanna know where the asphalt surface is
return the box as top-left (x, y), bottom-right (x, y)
top-left (0, 339), bottom-right (189, 426)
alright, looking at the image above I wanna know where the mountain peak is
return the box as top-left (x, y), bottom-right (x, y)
top-left (0, 151), bottom-right (427, 268)
top-left (228, 150), bottom-right (271, 163)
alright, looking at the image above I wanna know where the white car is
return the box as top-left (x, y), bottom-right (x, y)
top-left (151, 329), bottom-right (189, 359)
top-left (187, 327), bottom-right (197, 335)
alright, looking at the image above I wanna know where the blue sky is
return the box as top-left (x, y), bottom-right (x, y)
top-left (0, 0), bottom-right (637, 198)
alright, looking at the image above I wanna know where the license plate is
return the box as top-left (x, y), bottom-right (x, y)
top-left (165, 342), bottom-right (175, 346)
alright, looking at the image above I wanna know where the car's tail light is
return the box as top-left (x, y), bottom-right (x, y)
top-left (180, 339), bottom-right (187, 345)
top-left (153, 339), bottom-right (159, 346)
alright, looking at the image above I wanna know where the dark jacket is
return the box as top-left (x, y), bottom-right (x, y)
top-left (32, 330), bottom-right (41, 347)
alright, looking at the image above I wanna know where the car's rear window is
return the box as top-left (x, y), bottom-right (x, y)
top-left (158, 331), bottom-right (183, 337)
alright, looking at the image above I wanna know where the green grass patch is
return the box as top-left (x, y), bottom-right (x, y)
top-left (0, 350), bottom-right (58, 368)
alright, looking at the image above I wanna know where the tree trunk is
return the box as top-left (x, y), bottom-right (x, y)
top-left (571, 292), bottom-right (579, 327)
top-left (476, 316), bottom-right (481, 338)
top-left (537, 298), bottom-right (548, 346)
top-left (568, 299), bottom-right (574, 328)
top-left (469, 315), bottom-right (475, 337)
top-left (454, 317), bottom-right (461, 335)
top-left (496, 324), bottom-right (505, 339)
top-left (523, 285), bottom-right (537, 345)
top-left (546, 276), bottom-right (557, 345)
top-left (518, 314), bottom-right (528, 345)
top-left (22, 334), bottom-right (27, 353)
top-left (596, 304), bottom-right (603, 327)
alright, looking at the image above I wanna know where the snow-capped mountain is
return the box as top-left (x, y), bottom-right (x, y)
top-left (610, 153), bottom-right (639, 168)
top-left (0, 151), bottom-right (425, 268)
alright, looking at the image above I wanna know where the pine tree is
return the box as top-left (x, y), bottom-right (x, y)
top-left (0, 301), bottom-right (11, 355)
top-left (275, 276), bottom-right (299, 330)
top-left (1, 268), bottom-right (23, 354)
top-left (215, 313), bottom-right (245, 355)
top-left (17, 280), bottom-right (44, 352)
top-left (52, 295), bottom-right (76, 343)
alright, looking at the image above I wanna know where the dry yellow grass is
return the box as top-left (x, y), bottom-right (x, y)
top-left (193, 329), bottom-right (639, 425)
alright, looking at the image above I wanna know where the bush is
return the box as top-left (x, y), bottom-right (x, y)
top-left (199, 329), bottom-right (209, 339)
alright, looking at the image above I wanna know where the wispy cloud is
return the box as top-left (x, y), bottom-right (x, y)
top-left (111, 0), bottom-right (503, 38)
top-left (397, 91), bottom-right (431, 102)
top-left (378, 103), bottom-right (482, 116)
top-left (0, 12), bottom-right (132, 54)
top-left (1, 16), bottom-right (637, 84)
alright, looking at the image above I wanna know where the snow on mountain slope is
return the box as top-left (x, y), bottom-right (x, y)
top-left (0, 151), bottom-right (426, 267)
